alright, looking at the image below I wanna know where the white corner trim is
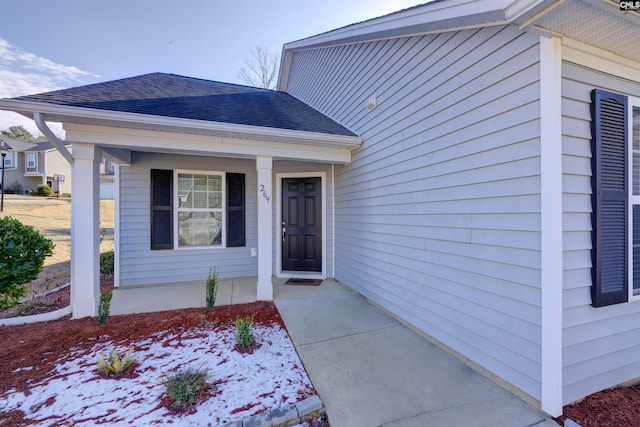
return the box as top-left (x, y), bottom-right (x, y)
top-left (275, 171), bottom-right (327, 279)
top-left (113, 164), bottom-right (121, 288)
top-left (540, 35), bottom-right (563, 417)
top-left (331, 164), bottom-right (336, 278)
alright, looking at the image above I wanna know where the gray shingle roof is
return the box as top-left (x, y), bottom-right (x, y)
top-left (14, 73), bottom-right (357, 137)
top-left (25, 141), bottom-right (70, 152)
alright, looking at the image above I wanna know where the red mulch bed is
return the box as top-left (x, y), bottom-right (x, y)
top-left (555, 385), bottom-right (640, 426)
top-left (0, 300), bottom-right (286, 426)
top-left (1, 301), bottom-right (284, 395)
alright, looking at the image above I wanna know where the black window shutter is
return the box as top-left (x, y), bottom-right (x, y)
top-left (591, 89), bottom-right (629, 307)
top-left (151, 169), bottom-right (173, 250)
top-left (227, 173), bottom-right (245, 247)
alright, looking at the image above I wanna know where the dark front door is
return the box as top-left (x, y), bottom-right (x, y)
top-left (282, 177), bottom-right (322, 272)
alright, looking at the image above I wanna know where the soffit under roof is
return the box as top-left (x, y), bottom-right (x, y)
top-left (522, 0), bottom-right (640, 63)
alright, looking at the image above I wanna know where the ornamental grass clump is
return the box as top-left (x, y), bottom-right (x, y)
top-left (97, 290), bottom-right (112, 325)
top-left (205, 266), bottom-right (218, 311)
top-left (163, 367), bottom-right (210, 413)
top-left (234, 314), bottom-right (255, 352)
top-left (97, 347), bottom-right (136, 378)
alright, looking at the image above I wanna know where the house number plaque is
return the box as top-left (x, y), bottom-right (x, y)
top-left (259, 184), bottom-right (270, 204)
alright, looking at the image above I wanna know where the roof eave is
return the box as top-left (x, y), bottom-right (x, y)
top-left (0, 99), bottom-right (362, 150)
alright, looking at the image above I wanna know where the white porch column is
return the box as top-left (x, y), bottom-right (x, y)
top-left (71, 143), bottom-right (101, 318)
top-left (540, 36), bottom-right (563, 417)
top-left (256, 156), bottom-right (273, 300)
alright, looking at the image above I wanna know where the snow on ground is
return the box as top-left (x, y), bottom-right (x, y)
top-left (1, 323), bottom-right (314, 426)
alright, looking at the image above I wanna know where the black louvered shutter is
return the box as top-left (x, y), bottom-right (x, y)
top-left (151, 169), bottom-right (173, 250)
top-left (591, 89), bottom-right (629, 307)
top-left (226, 173), bottom-right (245, 247)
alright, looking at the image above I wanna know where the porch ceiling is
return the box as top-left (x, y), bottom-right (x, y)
top-left (518, 0), bottom-right (640, 63)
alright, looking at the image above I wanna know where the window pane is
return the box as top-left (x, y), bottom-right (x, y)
top-left (178, 211), bottom-right (222, 247)
top-left (208, 175), bottom-right (221, 191)
top-left (208, 191), bottom-right (222, 208)
top-left (633, 107), bottom-right (640, 195)
top-left (208, 176), bottom-right (222, 208)
top-left (194, 174), bottom-right (208, 191)
top-left (634, 205), bottom-right (640, 295)
top-left (193, 189), bottom-right (208, 208)
top-left (178, 174), bottom-right (193, 208)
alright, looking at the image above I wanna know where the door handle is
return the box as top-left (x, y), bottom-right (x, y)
top-left (282, 221), bottom-right (286, 242)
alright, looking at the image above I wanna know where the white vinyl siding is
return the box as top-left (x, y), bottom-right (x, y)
top-left (287, 24), bottom-right (544, 400)
top-left (118, 153), bottom-right (336, 286)
top-left (119, 153), bottom-right (257, 286)
top-left (561, 61), bottom-right (640, 404)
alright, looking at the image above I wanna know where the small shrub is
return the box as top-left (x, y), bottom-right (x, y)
top-left (32, 184), bottom-right (53, 197)
top-left (100, 251), bottom-right (114, 275)
top-left (97, 347), bottom-right (136, 377)
top-left (61, 193), bottom-right (71, 198)
top-left (163, 367), bottom-right (209, 412)
top-left (0, 216), bottom-right (54, 310)
top-left (97, 290), bottom-right (112, 324)
top-left (235, 314), bottom-right (255, 351)
top-left (5, 181), bottom-right (23, 195)
top-left (206, 266), bottom-right (218, 311)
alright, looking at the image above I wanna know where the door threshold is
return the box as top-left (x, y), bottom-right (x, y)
top-left (278, 271), bottom-right (324, 280)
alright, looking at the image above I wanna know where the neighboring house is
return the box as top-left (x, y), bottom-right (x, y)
top-left (0, 137), bottom-right (72, 195)
top-left (0, 0), bottom-right (639, 417)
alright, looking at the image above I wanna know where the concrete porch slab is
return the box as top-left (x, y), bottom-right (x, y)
top-left (110, 277), bottom-right (258, 315)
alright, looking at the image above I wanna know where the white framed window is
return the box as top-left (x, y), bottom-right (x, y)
top-left (629, 96), bottom-right (640, 299)
top-left (26, 153), bottom-right (36, 169)
top-left (3, 152), bottom-right (14, 168)
top-left (174, 170), bottom-right (225, 248)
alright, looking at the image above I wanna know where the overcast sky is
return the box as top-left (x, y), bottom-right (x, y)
top-left (0, 0), bottom-right (426, 136)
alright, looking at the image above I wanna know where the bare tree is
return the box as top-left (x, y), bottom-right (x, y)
top-left (238, 46), bottom-right (280, 90)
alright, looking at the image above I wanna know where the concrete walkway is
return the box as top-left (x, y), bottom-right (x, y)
top-left (274, 279), bottom-right (559, 427)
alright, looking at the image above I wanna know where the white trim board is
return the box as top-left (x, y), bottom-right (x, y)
top-left (540, 35), bottom-right (563, 417)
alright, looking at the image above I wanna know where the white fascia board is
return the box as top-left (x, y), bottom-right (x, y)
top-left (283, 0), bottom-right (511, 51)
top-left (0, 99), bottom-right (361, 150)
top-left (506, 0), bottom-right (556, 22)
top-left (63, 123), bottom-right (354, 164)
top-left (278, 0), bottom-right (554, 90)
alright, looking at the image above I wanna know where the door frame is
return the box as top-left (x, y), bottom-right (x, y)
top-left (276, 171), bottom-right (326, 279)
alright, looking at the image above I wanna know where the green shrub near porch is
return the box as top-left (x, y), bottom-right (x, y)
top-left (0, 216), bottom-right (54, 309)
